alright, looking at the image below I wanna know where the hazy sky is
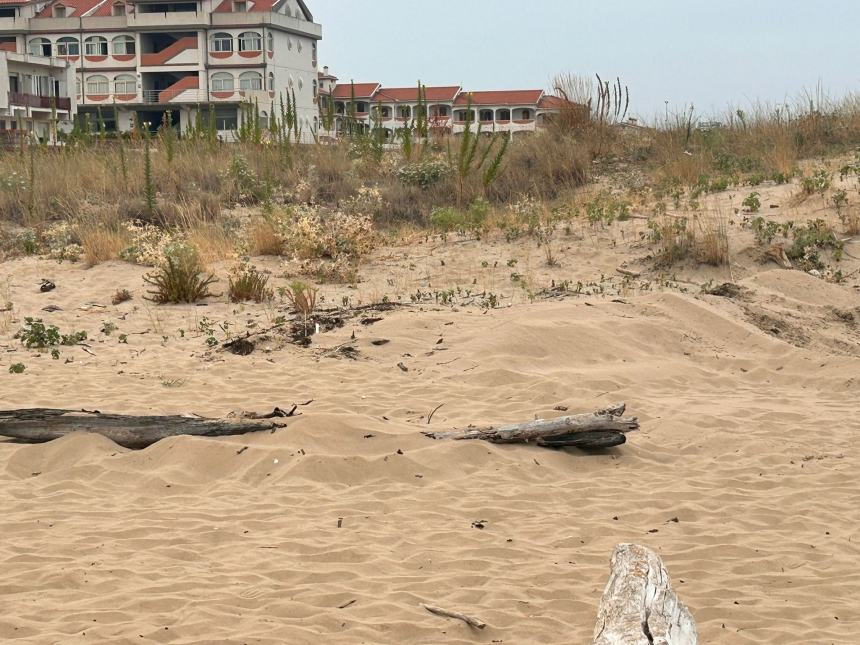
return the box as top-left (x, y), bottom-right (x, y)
top-left (310, 0), bottom-right (859, 120)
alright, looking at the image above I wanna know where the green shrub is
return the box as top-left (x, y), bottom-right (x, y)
top-left (396, 158), bottom-right (451, 188)
top-left (228, 262), bottom-right (273, 303)
top-left (8, 363), bottom-right (25, 374)
top-left (787, 219), bottom-right (843, 269)
top-left (143, 243), bottom-right (218, 304)
top-left (586, 192), bottom-right (631, 226)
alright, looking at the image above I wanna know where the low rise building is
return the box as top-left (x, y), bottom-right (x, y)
top-left (318, 68), bottom-right (566, 140)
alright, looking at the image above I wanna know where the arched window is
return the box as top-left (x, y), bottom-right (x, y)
top-left (311, 41), bottom-right (317, 66)
top-left (521, 109), bottom-right (532, 120)
top-left (312, 78), bottom-right (318, 97)
top-left (267, 32), bottom-right (273, 53)
top-left (75, 78), bottom-right (81, 97)
top-left (238, 31), bottom-right (262, 52)
top-left (287, 36), bottom-right (293, 51)
top-left (480, 109), bottom-right (493, 122)
top-left (259, 110), bottom-right (268, 129)
top-left (297, 40), bottom-right (303, 53)
top-left (56, 37), bottom-right (80, 57)
top-left (28, 38), bottom-right (51, 57)
top-left (297, 77), bottom-right (303, 90)
top-left (84, 36), bottom-right (108, 57)
top-left (398, 105), bottom-right (411, 119)
top-left (114, 74), bottom-right (136, 94)
top-left (267, 72), bottom-right (274, 91)
top-left (85, 75), bottom-right (109, 95)
top-left (238, 71), bottom-right (262, 91)
top-left (210, 72), bottom-right (234, 92)
top-left (112, 35), bottom-right (135, 56)
top-left (210, 32), bottom-right (232, 53)
top-left (497, 109), bottom-right (510, 121)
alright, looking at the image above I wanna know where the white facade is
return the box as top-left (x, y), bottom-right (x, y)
top-left (0, 50), bottom-right (76, 143)
top-left (0, 0), bottom-right (321, 140)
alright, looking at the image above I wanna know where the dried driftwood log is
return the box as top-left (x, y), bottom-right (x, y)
top-left (0, 408), bottom-right (290, 450)
top-left (423, 403), bottom-right (638, 449)
top-left (593, 544), bottom-right (697, 645)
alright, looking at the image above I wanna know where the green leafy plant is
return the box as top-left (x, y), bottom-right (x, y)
top-left (8, 363), bottom-right (25, 374)
top-left (742, 192), bottom-right (761, 213)
top-left (15, 318), bottom-right (87, 350)
top-left (801, 168), bottom-right (831, 196)
top-left (787, 219), bottom-right (843, 269)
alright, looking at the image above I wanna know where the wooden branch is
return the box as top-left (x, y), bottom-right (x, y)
top-left (421, 604), bottom-right (486, 630)
top-left (593, 544), bottom-right (697, 645)
top-left (0, 408), bottom-right (288, 450)
top-left (423, 403), bottom-right (638, 449)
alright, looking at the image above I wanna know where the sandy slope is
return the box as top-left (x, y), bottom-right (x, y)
top-left (1, 221), bottom-right (860, 643)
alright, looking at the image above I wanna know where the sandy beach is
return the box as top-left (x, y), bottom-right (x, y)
top-left (2, 192), bottom-right (859, 644)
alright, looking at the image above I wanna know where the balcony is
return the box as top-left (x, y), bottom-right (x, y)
top-left (210, 12), bottom-right (321, 38)
top-left (9, 92), bottom-right (72, 111)
top-left (128, 10), bottom-right (206, 28)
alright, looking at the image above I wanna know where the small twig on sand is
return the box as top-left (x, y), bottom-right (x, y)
top-left (421, 604), bottom-right (486, 629)
top-left (427, 403), bottom-right (445, 424)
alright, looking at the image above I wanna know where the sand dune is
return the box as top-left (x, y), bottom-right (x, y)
top-left (1, 228), bottom-right (860, 644)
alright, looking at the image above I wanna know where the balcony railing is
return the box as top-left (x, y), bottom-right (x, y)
top-left (8, 92), bottom-right (72, 111)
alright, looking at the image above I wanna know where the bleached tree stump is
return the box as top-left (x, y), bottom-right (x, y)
top-left (593, 544), bottom-right (697, 645)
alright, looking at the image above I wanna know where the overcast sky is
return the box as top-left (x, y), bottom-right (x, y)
top-left (311, 0), bottom-right (859, 121)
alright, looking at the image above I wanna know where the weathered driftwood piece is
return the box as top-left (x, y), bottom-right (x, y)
top-left (0, 408), bottom-right (288, 450)
top-left (423, 403), bottom-right (638, 449)
top-left (421, 604), bottom-right (486, 630)
top-left (593, 544), bottom-right (697, 645)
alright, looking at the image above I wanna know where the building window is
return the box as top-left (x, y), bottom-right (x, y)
top-left (211, 72), bottom-right (234, 92)
top-left (267, 71), bottom-right (274, 91)
top-left (75, 78), bottom-right (81, 96)
top-left (28, 38), bottom-right (52, 57)
top-left (114, 74), bottom-right (136, 94)
top-left (259, 110), bottom-right (268, 129)
top-left (239, 71), bottom-right (262, 91)
top-left (298, 77), bottom-right (303, 90)
top-left (398, 105), bottom-right (410, 119)
top-left (84, 36), bottom-right (108, 57)
top-left (53, 4), bottom-right (67, 17)
top-left (233, 0), bottom-right (246, 11)
top-left (311, 41), bottom-right (317, 66)
top-left (438, 106), bottom-right (449, 117)
top-left (238, 31), bottom-right (261, 52)
top-left (287, 37), bottom-right (292, 51)
top-left (112, 2), bottom-right (126, 16)
top-left (210, 32), bottom-right (233, 53)
top-left (297, 40), bottom-right (302, 53)
top-left (480, 109), bottom-right (493, 122)
top-left (214, 107), bottom-right (237, 130)
top-left (56, 37), bottom-right (80, 57)
top-left (497, 109), bottom-right (510, 121)
top-left (521, 109), bottom-right (532, 120)
top-left (312, 79), bottom-right (318, 97)
top-left (112, 35), bottom-right (135, 56)
top-left (267, 32), bottom-right (273, 53)
top-left (86, 75), bottom-right (109, 95)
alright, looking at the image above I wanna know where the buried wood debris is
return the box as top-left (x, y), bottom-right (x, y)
top-left (423, 403), bottom-right (639, 449)
top-left (0, 408), bottom-right (293, 450)
top-left (593, 544), bottom-right (697, 645)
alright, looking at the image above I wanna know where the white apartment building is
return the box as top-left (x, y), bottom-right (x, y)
top-left (0, 0), bottom-right (321, 139)
top-left (318, 68), bottom-right (567, 140)
top-left (1, 49), bottom-right (76, 142)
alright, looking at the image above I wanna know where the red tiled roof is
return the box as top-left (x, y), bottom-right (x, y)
top-left (36, 0), bottom-right (105, 17)
top-left (0, 0), bottom-right (32, 5)
top-left (213, 0), bottom-right (276, 13)
top-left (454, 90), bottom-right (544, 106)
top-left (330, 83), bottom-right (381, 99)
top-left (538, 95), bottom-right (575, 110)
top-left (374, 86), bottom-right (461, 103)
